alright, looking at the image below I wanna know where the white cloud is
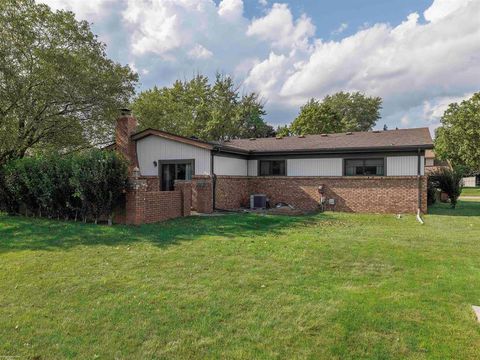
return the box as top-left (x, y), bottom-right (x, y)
top-left (37, 0), bottom-right (113, 20)
top-left (422, 93), bottom-right (473, 121)
top-left (247, 3), bottom-right (315, 51)
top-left (244, 52), bottom-right (289, 95)
top-left (218, 0), bottom-right (244, 21)
top-left (188, 44), bottom-right (214, 59)
top-left (248, 0), bottom-right (480, 117)
top-left (400, 115), bottom-right (410, 126)
top-left (331, 23), bottom-right (348, 35)
top-left (258, 0), bottom-right (268, 6)
top-left (122, 0), bottom-right (250, 59)
top-left (423, 0), bottom-right (474, 22)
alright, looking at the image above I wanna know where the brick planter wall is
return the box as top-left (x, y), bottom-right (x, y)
top-left (115, 177), bottom-right (192, 225)
top-left (143, 191), bottom-right (183, 223)
top-left (215, 176), bottom-right (428, 214)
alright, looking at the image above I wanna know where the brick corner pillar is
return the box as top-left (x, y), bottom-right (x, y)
top-left (192, 175), bottom-right (213, 214)
top-left (124, 177), bottom-right (147, 225)
top-left (115, 109), bottom-right (138, 171)
top-left (420, 175), bottom-right (428, 214)
top-left (175, 180), bottom-right (192, 217)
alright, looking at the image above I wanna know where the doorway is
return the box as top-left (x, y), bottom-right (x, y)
top-left (159, 160), bottom-right (194, 191)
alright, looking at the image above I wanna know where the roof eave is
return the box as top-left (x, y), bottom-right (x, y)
top-left (131, 128), bottom-right (214, 150)
top-left (217, 144), bottom-right (434, 156)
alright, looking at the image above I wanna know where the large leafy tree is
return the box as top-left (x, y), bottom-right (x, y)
top-left (290, 92), bottom-right (382, 135)
top-left (290, 99), bottom-right (342, 135)
top-left (0, 0), bottom-right (138, 166)
top-left (435, 93), bottom-right (480, 173)
top-left (132, 74), bottom-right (273, 141)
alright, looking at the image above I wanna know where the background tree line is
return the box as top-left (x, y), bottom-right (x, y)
top-left (131, 74), bottom-right (274, 141)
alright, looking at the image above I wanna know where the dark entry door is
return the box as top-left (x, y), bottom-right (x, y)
top-left (161, 164), bottom-right (176, 191)
top-left (160, 161), bottom-right (194, 191)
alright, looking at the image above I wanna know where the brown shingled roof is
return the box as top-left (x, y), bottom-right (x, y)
top-left (221, 128), bottom-right (433, 153)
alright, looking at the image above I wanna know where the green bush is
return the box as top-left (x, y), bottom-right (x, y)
top-left (0, 150), bottom-right (128, 224)
top-left (429, 168), bottom-right (463, 208)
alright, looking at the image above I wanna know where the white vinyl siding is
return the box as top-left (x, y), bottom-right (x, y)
top-left (214, 156), bottom-right (248, 176)
top-left (287, 158), bottom-right (343, 176)
top-left (248, 160), bottom-right (258, 176)
top-left (387, 156), bottom-right (424, 176)
top-left (136, 136), bottom-right (211, 176)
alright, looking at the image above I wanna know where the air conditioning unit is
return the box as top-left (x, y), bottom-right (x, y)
top-left (250, 194), bottom-right (267, 209)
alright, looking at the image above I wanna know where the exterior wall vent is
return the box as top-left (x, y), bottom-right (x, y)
top-left (250, 194), bottom-right (267, 209)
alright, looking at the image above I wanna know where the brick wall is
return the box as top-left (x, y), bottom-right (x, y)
top-left (115, 177), bottom-right (192, 225)
top-left (141, 176), bottom-right (160, 191)
top-left (174, 180), bottom-right (192, 216)
top-left (215, 176), bottom-right (428, 214)
top-left (214, 176), bottom-right (250, 209)
top-left (192, 175), bottom-right (213, 214)
top-left (143, 191), bottom-right (183, 224)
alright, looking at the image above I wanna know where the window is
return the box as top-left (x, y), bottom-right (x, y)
top-left (160, 160), bottom-right (194, 191)
top-left (259, 160), bottom-right (286, 176)
top-left (345, 158), bottom-right (384, 176)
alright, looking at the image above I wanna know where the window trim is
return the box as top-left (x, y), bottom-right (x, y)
top-left (158, 159), bottom-right (195, 191)
top-left (258, 159), bottom-right (287, 177)
top-left (344, 158), bottom-right (385, 177)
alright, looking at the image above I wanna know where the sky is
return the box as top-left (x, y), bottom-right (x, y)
top-left (37, 0), bottom-right (480, 133)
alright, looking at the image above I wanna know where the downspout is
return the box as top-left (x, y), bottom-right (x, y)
top-left (416, 148), bottom-right (424, 224)
top-left (211, 148), bottom-right (217, 211)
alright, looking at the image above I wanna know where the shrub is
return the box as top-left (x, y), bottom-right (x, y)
top-left (0, 150), bottom-right (128, 224)
top-left (427, 178), bottom-right (437, 206)
top-left (430, 167), bottom-right (463, 208)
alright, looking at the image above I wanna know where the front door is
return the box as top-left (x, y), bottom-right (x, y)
top-left (160, 161), bottom-right (194, 191)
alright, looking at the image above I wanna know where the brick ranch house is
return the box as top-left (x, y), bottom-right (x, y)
top-left (111, 110), bottom-right (433, 225)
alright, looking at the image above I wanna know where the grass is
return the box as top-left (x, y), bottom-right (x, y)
top-left (1, 201), bottom-right (480, 359)
top-left (462, 187), bottom-right (480, 197)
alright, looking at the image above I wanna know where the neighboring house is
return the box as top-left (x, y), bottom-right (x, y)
top-left (424, 150), bottom-right (451, 174)
top-left (423, 150), bottom-right (478, 188)
top-left (463, 175), bottom-right (480, 187)
top-left (111, 110), bottom-right (433, 224)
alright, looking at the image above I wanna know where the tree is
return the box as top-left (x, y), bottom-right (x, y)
top-left (236, 93), bottom-right (274, 139)
top-left (0, 0), bottom-right (138, 166)
top-left (435, 93), bottom-right (480, 173)
top-left (430, 168), bottom-right (463, 209)
top-left (290, 99), bottom-right (342, 135)
top-left (276, 125), bottom-right (291, 137)
top-left (131, 74), bottom-right (273, 141)
top-left (290, 92), bottom-right (382, 135)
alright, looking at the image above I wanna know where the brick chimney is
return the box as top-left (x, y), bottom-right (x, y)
top-left (115, 108), bottom-right (138, 170)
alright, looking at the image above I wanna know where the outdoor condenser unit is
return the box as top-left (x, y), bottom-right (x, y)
top-left (250, 194), bottom-right (267, 209)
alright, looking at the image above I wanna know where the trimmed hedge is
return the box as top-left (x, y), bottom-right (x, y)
top-left (0, 150), bottom-right (128, 224)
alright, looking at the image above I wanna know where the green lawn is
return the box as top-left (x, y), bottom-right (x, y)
top-left (1, 201), bottom-right (480, 359)
top-left (462, 187), bottom-right (480, 197)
